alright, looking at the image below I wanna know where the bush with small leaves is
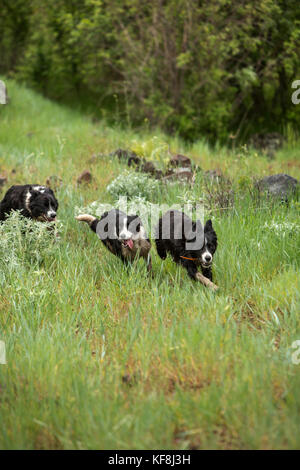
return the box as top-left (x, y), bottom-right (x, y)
top-left (0, 211), bottom-right (60, 284)
top-left (107, 170), bottom-right (160, 201)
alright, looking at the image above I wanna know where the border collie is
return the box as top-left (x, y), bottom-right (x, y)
top-left (76, 209), bottom-right (152, 272)
top-left (0, 185), bottom-right (58, 222)
top-left (155, 210), bottom-right (217, 281)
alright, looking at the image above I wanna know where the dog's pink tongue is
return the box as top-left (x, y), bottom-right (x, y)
top-left (125, 239), bottom-right (134, 249)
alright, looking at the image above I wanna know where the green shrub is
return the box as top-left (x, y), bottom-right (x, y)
top-left (106, 171), bottom-right (160, 201)
top-left (0, 211), bottom-right (60, 283)
top-left (1, 0), bottom-right (299, 141)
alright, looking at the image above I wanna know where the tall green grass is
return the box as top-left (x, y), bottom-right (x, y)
top-left (0, 79), bottom-right (299, 449)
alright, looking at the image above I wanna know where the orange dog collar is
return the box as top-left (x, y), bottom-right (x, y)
top-left (180, 255), bottom-right (199, 261)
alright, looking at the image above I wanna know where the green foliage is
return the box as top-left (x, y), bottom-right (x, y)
top-left (107, 170), bottom-right (160, 201)
top-left (130, 136), bottom-right (169, 164)
top-left (0, 211), bottom-right (60, 283)
top-left (1, 0), bottom-right (300, 141)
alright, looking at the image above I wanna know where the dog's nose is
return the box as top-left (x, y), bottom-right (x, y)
top-left (49, 212), bottom-right (56, 218)
top-left (205, 254), bottom-right (212, 262)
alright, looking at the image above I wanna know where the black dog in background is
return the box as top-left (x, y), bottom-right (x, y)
top-left (0, 185), bottom-right (58, 222)
top-left (155, 210), bottom-right (217, 281)
top-left (76, 209), bottom-right (152, 272)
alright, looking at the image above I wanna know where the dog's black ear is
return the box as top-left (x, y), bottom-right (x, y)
top-left (100, 211), bottom-right (109, 231)
top-left (205, 219), bottom-right (217, 246)
top-left (128, 214), bottom-right (141, 232)
top-left (204, 219), bottom-right (213, 231)
top-left (29, 186), bottom-right (38, 198)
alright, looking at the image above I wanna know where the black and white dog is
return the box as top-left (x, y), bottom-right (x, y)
top-left (76, 209), bottom-right (152, 271)
top-left (155, 210), bottom-right (217, 281)
top-left (0, 185), bottom-right (58, 222)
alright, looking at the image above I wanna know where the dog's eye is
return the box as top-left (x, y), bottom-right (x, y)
top-left (44, 201), bottom-right (49, 207)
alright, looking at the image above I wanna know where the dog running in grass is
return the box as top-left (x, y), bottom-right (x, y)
top-left (76, 209), bottom-right (152, 272)
top-left (0, 184), bottom-right (58, 222)
top-left (155, 210), bottom-right (217, 284)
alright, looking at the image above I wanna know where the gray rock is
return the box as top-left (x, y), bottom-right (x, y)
top-left (163, 168), bottom-right (194, 183)
top-left (169, 153), bottom-right (192, 168)
top-left (256, 174), bottom-right (299, 198)
top-left (141, 160), bottom-right (156, 174)
top-left (139, 160), bottom-right (164, 179)
top-left (111, 148), bottom-right (142, 167)
top-left (77, 170), bottom-right (92, 184)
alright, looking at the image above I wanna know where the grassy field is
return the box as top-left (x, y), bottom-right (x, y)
top-left (0, 79), bottom-right (299, 450)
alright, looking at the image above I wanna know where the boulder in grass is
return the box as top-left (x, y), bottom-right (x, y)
top-left (163, 168), bottom-right (194, 184)
top-left (77, 170), bottom-right (92, 185)
top-left (256, 174), bottom-right (299, 199)
top-left (111, 148), bottom-right (142, 167)
top-left (169, 153), bottom-right (192, 168)
top-left (142, 160), bottom-right (164, 178)
top-left (141, 160), bottom-right (156, 175)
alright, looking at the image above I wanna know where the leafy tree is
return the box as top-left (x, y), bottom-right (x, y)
top-left (1, 0), bottom-right (299, 142)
